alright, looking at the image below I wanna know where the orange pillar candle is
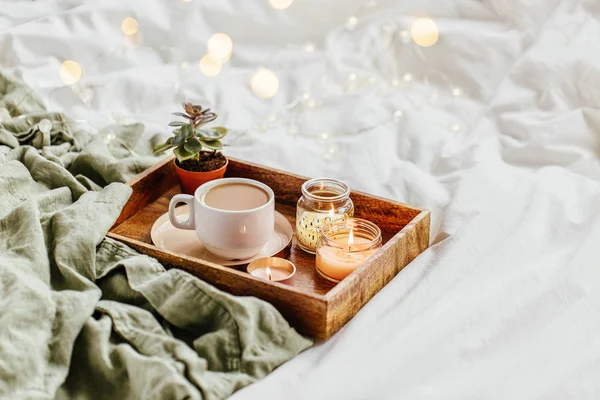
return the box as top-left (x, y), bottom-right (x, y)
top-left (315, 218), bottom-right (382, 283)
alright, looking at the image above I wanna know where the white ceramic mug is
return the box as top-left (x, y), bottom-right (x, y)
top-left (168, 178), bottom-right (275, 260)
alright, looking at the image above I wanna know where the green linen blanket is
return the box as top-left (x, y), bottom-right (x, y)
top-left (0, 73), bottom-right (311, 400)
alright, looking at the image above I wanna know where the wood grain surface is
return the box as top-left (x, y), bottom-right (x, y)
top-left (108, 155), bottom-right (430, 339)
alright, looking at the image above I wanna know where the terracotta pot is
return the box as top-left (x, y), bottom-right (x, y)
top-left (174, 156), bottom-right (229, 195)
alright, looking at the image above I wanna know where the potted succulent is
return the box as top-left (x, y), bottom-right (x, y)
top-left (153, 103), bottom-right (229, 194)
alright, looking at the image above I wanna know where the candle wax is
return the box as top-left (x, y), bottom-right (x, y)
top-left (250, 267), bottom-right (293, 281)
top-left (316, 235), bottom-right (377, 281)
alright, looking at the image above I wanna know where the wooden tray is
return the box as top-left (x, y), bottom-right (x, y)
top-left (108, 155), bottom-right (430, 340)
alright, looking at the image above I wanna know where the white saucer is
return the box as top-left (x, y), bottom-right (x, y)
top-left (150, 205), bottom-right (294, 266)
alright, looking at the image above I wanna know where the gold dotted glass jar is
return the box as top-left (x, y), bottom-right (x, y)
top-left (296, 178), bottom-right (354, 253)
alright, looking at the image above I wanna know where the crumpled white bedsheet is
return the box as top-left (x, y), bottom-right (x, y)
top-left (2, 0), bottom-right (600, 398)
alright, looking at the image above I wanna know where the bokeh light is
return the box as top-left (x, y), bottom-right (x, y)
top-left (121, 17), bottom-right (139, 36)
top-left (411, 18), bottom-right (439, 47)
top-left (59, 60), bottom-right (82, 85)
top-left (346, 16), bottom-right (358, 31)
top-left (199, 54), bottom-right (222, 77)
top-left (207, 33), bottom-right (233, 62)
top-left (269, 0), bottom-right (293, 9)
top-left (250, 67), bottom-right (279, 99)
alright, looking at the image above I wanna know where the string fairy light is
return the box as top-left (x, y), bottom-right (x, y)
top-left (250, 67), bottom-right (279, 99)
top-left (449, 123), bottom-right (461, 132)
top-left (38, 119), bottom-right (52, 135)
top-left (269, 0), bottom-right (293, 10)
top-left (121, 17), bottom-right (139, 36)
top-left (399, 30), bottom-right (410, 43)
top-left (207, 33), bottom-right (233, 62)
top-left (199, 54), bottom-right (222, 77)
top-left (345, 16), bottom-right (358, 31)
top-left (411, 18), bottom-right (439, 47)
top-left (59, 60), bottom-right (82, 85)
top-left (35, 1), bottom-right (463, 164)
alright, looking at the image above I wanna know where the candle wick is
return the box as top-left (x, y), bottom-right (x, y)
top-left (266, 266), bottom-right (272, 281)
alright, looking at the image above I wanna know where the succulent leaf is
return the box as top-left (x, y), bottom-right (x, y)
top-left (198, 127), bottom-right (228, 140)
top-left (173, 144), bottom-right (196, 162)
top-left (199, 139), bottom-right (223, 150)
top-left (172, 131), bottom-right (186, 145)
top-left (169, 121), bottom-right (186, 127)
top-left (184, 136), bottom-right (203, 153)
top-left (152, 142), bottom-right (174, 155)
top-left (184, 125), bottom-right (196, 138)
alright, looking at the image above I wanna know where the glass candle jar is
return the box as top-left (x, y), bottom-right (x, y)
top-left (296, 178), bottom-right (354, 253)
top-left (315, 218), bottom-right (382, 283)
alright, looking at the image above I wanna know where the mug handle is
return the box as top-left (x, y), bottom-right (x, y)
top-left (169, 194), bottom-right (196, 230)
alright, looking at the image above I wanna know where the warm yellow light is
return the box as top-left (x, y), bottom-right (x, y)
top-left (346, 16), bottom-right (358, 31)
top-left (199, 54), bottom-right (222, 77)
top-left (121, 17), bottom-right (139, 36)
top-left (250, 67), bottom-right (279, 99)
top-left (207, 33), bottom-right (233, 62)
top-left (59, 60), bottom-right (82, 85)
top-left (411, 18), bottom-right (439, 47)
top-left (269, 0), bottom-right (293, 10)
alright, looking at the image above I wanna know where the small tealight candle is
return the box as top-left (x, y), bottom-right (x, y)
top-left (247, 257), bottom-right (296, 284)
top-left (316, 218), bottom-right (382, 283)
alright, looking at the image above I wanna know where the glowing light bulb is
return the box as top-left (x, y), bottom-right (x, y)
top-left (394, 110), bottom-right (403, 119)
top-left (321, 132), bottom-right (329, 140)
top-left (59, 60), bottom-right (82, 85)
top-left (199, 54), bottom-right (222, 77)
top-left (450, 124), bottom-right (461, 132)
top-left (411, 18), bottom-right (439, 47)
top-left (452, 87), bottom-right (462, 97)
top-left (104, 133), bottom-right (116, 144)
top-left (269, 0), bottom-right (293, 10)
top-left (403, 73), bottom-right (412, 82)
top-left (250, 67), bottom-right (279, 99)
top-left (399, 30), bottom-right (410, 43)
top-left (346, 16), bottom-right (358, 31)
top-left (38, 119), bottom-right (52, 135)
top-left (348, 73), bottom-right (357, 82)
top-left (207, 33), bottom-right (233, 62)
top-left (121, 17), bottom-right (139, 36)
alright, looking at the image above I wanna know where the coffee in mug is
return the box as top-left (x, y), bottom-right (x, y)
top-left (168, 178), bottom-right (275, 260)
top-left (201, 183), bottom-right (270, 211)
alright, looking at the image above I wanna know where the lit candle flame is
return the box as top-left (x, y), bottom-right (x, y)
top-left (348, 229), bottom-right (355, 245)
top-left (266, 266), bottom-right (272, 281)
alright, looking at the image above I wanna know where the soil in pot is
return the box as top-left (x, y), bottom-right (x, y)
top-left (176, 151), bottom-right (227, 172)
